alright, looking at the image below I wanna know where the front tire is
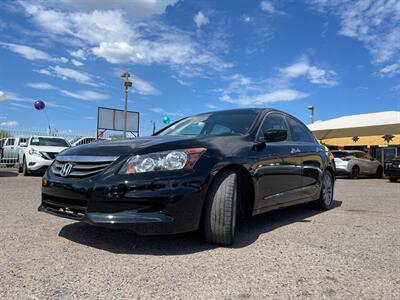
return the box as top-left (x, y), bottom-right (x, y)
top-left (313, 171), bottom-right (334, 211)
top-left (22, 157), bottom-right (30, 176)
top-left (204, 171), bottom-right (237, 246)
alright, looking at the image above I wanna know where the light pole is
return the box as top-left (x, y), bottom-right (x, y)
top-left (307, 105), bottom-right (315, 124)
top-left (121, 72), bottom-right (132, 138)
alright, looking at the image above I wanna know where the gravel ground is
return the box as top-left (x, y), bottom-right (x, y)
top-left (0, 171), bottom-right (399, 299)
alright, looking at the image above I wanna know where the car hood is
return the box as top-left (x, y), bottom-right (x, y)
top-left (58, 135), bottom-right (248, 157)
top-left (31, 146), bottom-right (69, 153)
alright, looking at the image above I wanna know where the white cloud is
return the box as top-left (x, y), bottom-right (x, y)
top-left (280, 56), bottom-right (337, 86)
top-left (0, 42), bottom-right (67, 62)
top-left (37, 65), bottom-right (97, 86)
top-left (260, 1), bottom-right (276, 13)
top-left (0, 120), bottom-right (18, 127)
top-left (243, 16), bottom-right (252, 23)
top-left (221, 89), bottom-right (308, 106)
top-left (58, 0), bottom-right (178, 20)
top-left (19, 2), bottom-right (230, 78)
top-left (149, 107), bottom-right (183, 117)
top-left (60, 90), bottom-right (109, 101)
top-left (71, 59), bottom-right (83, 67)
top-left (132, 77), bottom-right (160, 96)
top-left (379, 63), bottom-right (400, 76)
top-left (310, 0), bottom-right (400, 65)
top-left (206, 103), bottom-right (217, 109)
top-left (194, 11), bottom-right (209, 29)
top-left (68, 49), bottom-right (86, 60)
top-left (27, 82), bottom-right (56, 90)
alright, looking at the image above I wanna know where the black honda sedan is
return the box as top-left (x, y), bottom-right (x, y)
top-left (40, 109), bottom-right (335, 245)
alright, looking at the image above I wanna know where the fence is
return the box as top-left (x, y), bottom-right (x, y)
top-left (0, 126), bottom-right (114, 169)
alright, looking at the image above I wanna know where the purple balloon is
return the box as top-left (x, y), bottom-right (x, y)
top-left (34, 100), bottom-right (45, 110)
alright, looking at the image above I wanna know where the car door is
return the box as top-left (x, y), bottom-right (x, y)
top-left (252, 113), bottom-right (303, 212)
top-left (354, 152), bottom-right (370, 174)
top-left (286, 117), bottom-right (323, 200)
top-left (3, 138), bottom-right (16, 163)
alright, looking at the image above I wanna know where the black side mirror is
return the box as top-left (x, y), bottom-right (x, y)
top-left (263, 129), bottom-right (288, 143)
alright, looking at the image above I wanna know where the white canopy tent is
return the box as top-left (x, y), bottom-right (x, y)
top-left (308, 111), bottom-right (400, 140)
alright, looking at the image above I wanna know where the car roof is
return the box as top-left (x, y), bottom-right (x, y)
top-left (31, 136), bottom-right (67, 139)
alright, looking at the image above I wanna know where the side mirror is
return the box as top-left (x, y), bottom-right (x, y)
top-left (19, 142), bottom-right (27, 147)
top-left (263, 129), bottom-right (288, 143)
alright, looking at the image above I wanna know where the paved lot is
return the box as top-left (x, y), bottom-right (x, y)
top-left (0, 171), bottom-right (399, 299)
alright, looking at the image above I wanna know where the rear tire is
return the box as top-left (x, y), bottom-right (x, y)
top-left (22, 157), bottom-right (30, 176)
top-left (375, 166), bottom-right (383, 178)
top-left (204, 171), bottom-right (237, 246)
top-left (313, 171), bottom-right (334, 211)
top-left (389, 177), bottom-right (398, 183)
top-left (350, 166), bottom-right (360, 179)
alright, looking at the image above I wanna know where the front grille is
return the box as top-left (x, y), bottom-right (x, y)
top-left (51, 155), bottom-right (118, 178)
top-left (42, 195), bottom-right (87, 220)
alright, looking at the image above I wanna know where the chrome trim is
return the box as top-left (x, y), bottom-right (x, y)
top-left (56, 155), bottom-right (118, 163)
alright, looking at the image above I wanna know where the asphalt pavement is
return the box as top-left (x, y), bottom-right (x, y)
top-left (0, 171), bottom-right (399, 299)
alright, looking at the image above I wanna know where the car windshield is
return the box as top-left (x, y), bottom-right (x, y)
top-left (30, 137), bottom-right (69, 147)
top-left (156, 110), bottom-right (258, 136)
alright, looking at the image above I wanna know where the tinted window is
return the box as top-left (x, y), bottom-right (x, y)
top-left (258, 113), bottom-right (288, 138)
top-left (30, 137), bottom-right (69, 147)
top-left (287, 118), bottom-right (315, 143)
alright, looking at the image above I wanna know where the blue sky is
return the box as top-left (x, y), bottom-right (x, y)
top-left (0, 0), bottom-right (400, 136)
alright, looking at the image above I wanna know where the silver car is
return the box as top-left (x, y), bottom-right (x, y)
top-left (332, 150), bottom-right (383, 179)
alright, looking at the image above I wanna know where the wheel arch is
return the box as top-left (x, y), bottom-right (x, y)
top-left (208, 163), bottom-right (255, 218)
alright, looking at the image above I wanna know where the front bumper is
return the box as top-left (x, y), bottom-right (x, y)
top-left (39, 169), bottom-right (211, 235)
top-left (26, 154), bottom-right (53, 171)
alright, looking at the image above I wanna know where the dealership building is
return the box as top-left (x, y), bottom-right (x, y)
top-left (308, 111), bottom-right (400, 163)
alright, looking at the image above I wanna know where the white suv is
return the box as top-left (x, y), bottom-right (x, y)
top-left (332, 150), bottom-right (383, 179)
top-left (18, 136), bottom-right (70, 175)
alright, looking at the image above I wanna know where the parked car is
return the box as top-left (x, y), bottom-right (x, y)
top-left (332, 150), bottom-right (383, 179)
top-left (385, 155), bottom-right (400, 182)
top-left (0, 136), bottom-right (28, 167)
top-left (70, 136), bottom-right (96, 147)
top-left (18, 136), bottom-right (70, 175)
top-left (39, 108), bottom-right (335, 246)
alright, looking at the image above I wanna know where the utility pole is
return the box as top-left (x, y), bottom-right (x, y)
top-left (121, 72), bottom-right (133, 138)
top-left (150, 120), bottom-right (156, 134)
top-left (307, 105), bottom-right (315, 124)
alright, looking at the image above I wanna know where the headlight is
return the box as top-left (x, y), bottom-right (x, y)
top-left (28, 148), bottom-right (43, 158)
top-left (119, 148), bottom-right (206, 174)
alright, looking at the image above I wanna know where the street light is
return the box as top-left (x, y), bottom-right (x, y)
top-left (121, 72), bottom-right (133, 138)
top-left (307, 105), bottom-right (315, 124)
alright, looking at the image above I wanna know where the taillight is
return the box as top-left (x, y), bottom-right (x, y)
top-left (341, 157), bottom-right (351, 161)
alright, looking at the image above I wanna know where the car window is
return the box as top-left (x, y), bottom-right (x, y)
top-left (258, 113), bottom-right (288, 139)
top-left (18, 138), bottom-right (28, 145)
top-left (30, 137), bottom-right (69, 147)
top-left (287, 117), bottom-right (315, 143)
top-left (6, 138), bottom-right (15, 146)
